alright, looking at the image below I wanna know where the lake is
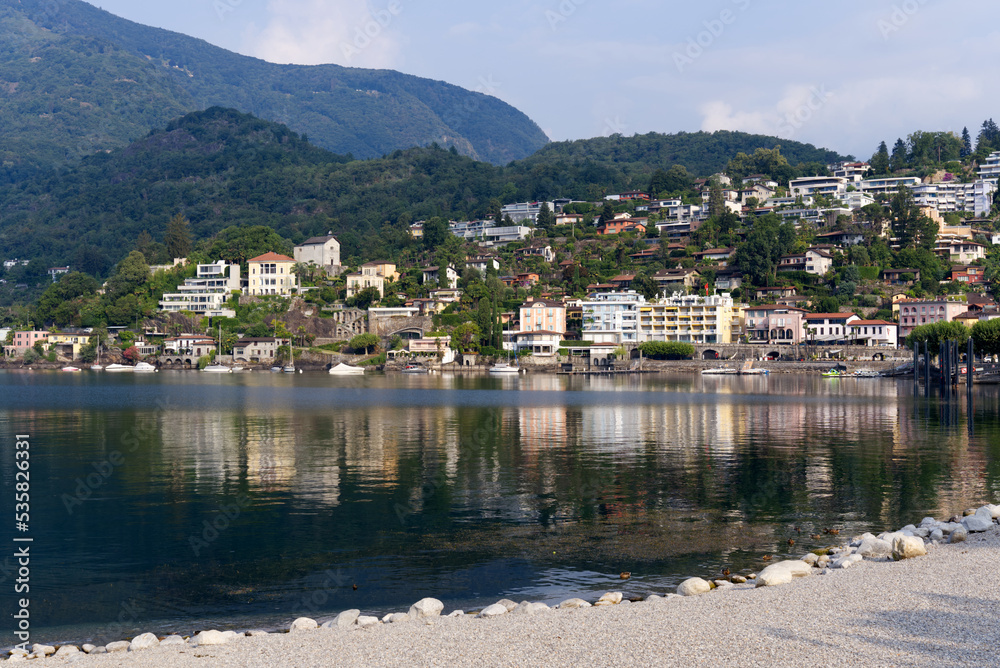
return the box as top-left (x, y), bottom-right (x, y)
top-left (1, 370), bottom-right (998, 645)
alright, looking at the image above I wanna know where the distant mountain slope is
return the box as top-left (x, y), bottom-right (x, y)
top-left (517, 130), bottom-right (850, 184)
top-left (0, 0), bottom-right (548, 175)
top-left (0, 109), bottom-right (855, 282)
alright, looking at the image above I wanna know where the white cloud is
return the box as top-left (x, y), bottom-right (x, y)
top-left (246, 0), bottom-right (404, 68)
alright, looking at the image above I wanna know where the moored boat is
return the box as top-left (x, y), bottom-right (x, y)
top-left (202, 364), bottom-right (232, 373)
top-left (61, 366), bottom-right (82, 372)
top-left (402, 364), bottom-right (429, 374)
top-left (488, 363), bottom-right (519, 375)
top-left (133, 362), bottom-right (157, 373)
top-left (329, 363), bottom-right (365, 376)
top-left (104, 363), bottom-right (134, 373)
top-left (701, 368), bottom-right (737, 375)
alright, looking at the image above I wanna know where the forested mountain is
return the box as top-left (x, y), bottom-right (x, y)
top-left (514, 131), bottom-right (849, 196)
top-left (0, 108), bottom-right (860, 280)
top-left (0, 0), bottom-right (548, 177)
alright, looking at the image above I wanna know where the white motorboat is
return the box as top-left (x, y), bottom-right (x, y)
top-left (133, 362), bottom-right (157, 373)
top-left (61, 366), bottom-right (82, 372)
top-left (401, 364), bottom-right (429, 374)
top-left (488, 363), bottom-right (520, 375)
top-left (329, 363), bottom-right (365, 376)
top-left (104, 364), bottom-right (134, 373)
top-left (283, 365), bottom-right (296, 373)
top-left (701, 368), bottom-right (737, 375)
top-left (203, 364), bottom-right (232, 373)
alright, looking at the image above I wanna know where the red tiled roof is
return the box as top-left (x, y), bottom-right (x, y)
top-left (249, 252), bottom-right (295, 263)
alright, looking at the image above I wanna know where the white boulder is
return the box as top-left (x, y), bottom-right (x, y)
top-left (595, 592), bottom-right (623, 605)
top-left (832, 553), bottom-right (864, 569)
top-left (557, 598), bottom-right (592, 609)
top-left (322, 609), bottom-right (360, 629)
top-left (496, 599), bottom-right (518, 612)
top-left (677, 577), bottom-right (712, 596)
top-left (356, 616), bottom-right (380, 628)
top-left (408, 598), bottom-right (444, 619)
top-left (289, 617), bottom-right (318, 632)
top-left (54, 646), bottom-right (79, 657)
top-left (128, 633), bottom-right (160, 651)
top-left (105, 642), bottom-right (130, 653)
top-left (892, 535), bottom-right (927, 560)
top-left (512, 601), bottom-right (551, 615)
top-left (477, 603), bottom-right (509, 618)
top-left (856, 537), bottom-right (893, 559)
top-left (755, 560), bottom-right (812, 587)
top-left (190, 630), bottom-right (228, 646)
top-left (160, 636), bottom-right (185, 646)
top-left (382, 613), bottom-right (410, 624)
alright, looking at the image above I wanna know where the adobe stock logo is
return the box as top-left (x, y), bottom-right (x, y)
top-left (877, 0), bottom-right (933, 40)
top-left (673, 0), bottom-right (752, 73)
top-left (777, 86), bottom-right (834, 137)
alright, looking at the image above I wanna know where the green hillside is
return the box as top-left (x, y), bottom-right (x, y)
top-left (0, 0), bottom-right (548, 176)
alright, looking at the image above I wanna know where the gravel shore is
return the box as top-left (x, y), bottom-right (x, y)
top-left (32, 522), bottom-right (998, 667)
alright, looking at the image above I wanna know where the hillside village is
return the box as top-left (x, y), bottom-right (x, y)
top-left (7, 142), bottom-right (1000, 368)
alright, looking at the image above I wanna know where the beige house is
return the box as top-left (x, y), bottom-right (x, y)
top-left (233, 337), bottom-right (289, 362)
top-left (247, 253), bottom-right (298, 296)
top-left (346, 262), bottom-right (398, 299)
top-left (514, 299), bottom-right (566, 356)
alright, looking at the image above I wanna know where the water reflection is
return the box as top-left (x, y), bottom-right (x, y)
top-left (1, 371), bottom-right (999, 643)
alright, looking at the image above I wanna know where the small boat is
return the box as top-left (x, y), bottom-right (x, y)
top-left (329, 363), bottom-right (365, 376)
top-left (90, 364), bottom-right (104, 371)
top-left (402, 364), bottom-right (429, 374)
top-left (61, 366), bottom-right (82, 372)
top-left (91, 342), bottom-right (104, 371)
top-left (822, 369), bottom-right (847, 378)
top-left (270, 366), bottom-right (282, 372)
top-left (489, 363), bottom-right (520, 375)
top-left (283, 365), bottom-right (296, 373)
top-left (203, 364), bottom-right (232, 373)
top-left (701, 368), bottom-right (737, 375)
top-left (133, 362), bottom-right (157, 373)
top-left (104, 363), bottom-right (134, 373)
top-left (231, 365), bottom-right (245, 373)
top-left (853, 369), bottom-right (880, 378)
top-left (740, 368), bottom-right (770, 375)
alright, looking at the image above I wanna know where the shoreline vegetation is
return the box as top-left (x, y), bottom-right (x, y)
top-left (12, 503), bottom-right (999, 665)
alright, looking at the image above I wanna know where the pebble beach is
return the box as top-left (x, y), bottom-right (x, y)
top-left (12, 505), bottom-right (1000, 667)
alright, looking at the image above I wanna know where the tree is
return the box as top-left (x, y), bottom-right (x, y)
top-left (890, 138), bottom-right (908, 172)
top-left (36, 272), bottom-right (99, 325)
top-left (905, 321), bottom-right (970, 356)
top-left (870, 141), bottom-right (890, 175)
top-left (891, 188), bottom-right (937, 250)
top-left (971, 319), bottom-right (1000, 358)
top-left (423, 216), bottom-right (448, 250)
top-left (203, 225), bottom-right (292, 267)
top-left (977, 119), bottom-right (1000, 152)
top-left (648, 169), bottom-right (670, 197)
top-left (601, 201), bottom-right (615, 224)
top-left (733, 214), bottom-right (796, 286)
top-left (536, 202), bottom-right (555, 230)
top-left (633, 274), bottom-right (661, 300)
top-left (961, 127), bottom-right (973, 158)
top-left (450, 322), bottom-right (481, 353)
top-left (104, 251), bottom-right (150, 302)
top-left (638, 341), bottom-right (695, 359)
top-left (349, 333), bottom-right (379, 355)
top-left (164, 213), bottom-right (193, 259)
top-left (707, 178), bottom-right (726, 218)
top-left (122, 346), bottom-right (141, 364)
top-left (346, 286), bottom-right (381, 309)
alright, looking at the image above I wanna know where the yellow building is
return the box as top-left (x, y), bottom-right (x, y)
top-left (48, 332), bottom-right (90, 360)
top-left (638, 294), bottom-right (735, 344)
top-left (247, 252), bottom-right (298, 297)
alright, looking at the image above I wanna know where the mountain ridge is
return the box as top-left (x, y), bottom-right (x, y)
top-left (0, 0), bottom-right (548, 173)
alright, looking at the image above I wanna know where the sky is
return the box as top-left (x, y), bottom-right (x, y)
top-left (83, 0), bottom-right (999, 159)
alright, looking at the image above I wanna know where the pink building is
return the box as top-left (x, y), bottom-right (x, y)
top-left (743, 307), bottom-right (807, 345)
top-left (897, 300), bottom-right (968, 339)
top-left (514, 299), bottom-right (566, 356)
top-left (4, 330), bottom-right (49, 356)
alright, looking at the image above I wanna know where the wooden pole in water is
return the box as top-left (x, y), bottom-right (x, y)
top-left (924, 340), bottom-right (930, 396)
top-left (913, 341), bottom-right (919, 387)
top-left (968, 337), bottom-right (974, 390)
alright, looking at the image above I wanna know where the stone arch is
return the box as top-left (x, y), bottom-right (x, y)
top-left (702, 349), bottom-right (719, 360)
top-left (766, 350), bottom-right (781, 360)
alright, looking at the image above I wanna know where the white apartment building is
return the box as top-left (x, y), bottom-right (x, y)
top-left (831, 162), bottom-right (870, 183)
top-left (582, 291), bottom-right (645, 345)
top-left (500, 201), bottom-right (556, 224)
top-left (978, 151), bottom-right (1000, 180)
top-left (481, 225), bottom-right (532, 246)
top-left (637, 293), bottom-right (735, 345)
top-left (789, 176), bottom-right (848, 199)
top-left (159, 261), bottom-right (241, 317)
top-left (847, 320), bottom-right (898, 347)
top-left (858, 176), bottom-right (922, 196)
top-left (912, 180), bottom-right (996, 217)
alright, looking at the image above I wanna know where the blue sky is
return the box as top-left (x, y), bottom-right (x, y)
top-left (84, 0), bottom-right (999, 159)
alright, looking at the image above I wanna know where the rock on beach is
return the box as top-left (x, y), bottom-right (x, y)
top-left (892, 535), bottom-right (927, 560)
top-left (756, 560), bottom-right (812, 587)
top-left (408, 598), bottom-right (444, 619)
top-left (677, 577), bottom-right (712, 596)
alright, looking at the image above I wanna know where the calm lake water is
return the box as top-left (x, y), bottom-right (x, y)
top-left (1, 370), bottom-right (999, 645)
